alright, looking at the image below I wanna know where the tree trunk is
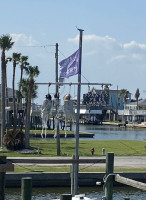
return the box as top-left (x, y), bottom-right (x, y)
top-left (137, 99), bottom-right (138, 110)
top-left (12, 64), bottom-right (17, 129)
top-left (1, 51), bottom-right (6, 147)
top-left (25, 96), bottom-right (31, 149)
top-left (18, 64), bottom-right (23, 110)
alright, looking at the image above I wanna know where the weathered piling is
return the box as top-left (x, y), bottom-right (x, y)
top-left (70, 155), bottom-right (75, 196)
top-left (0, 156), bottom-right (6, 200)
top-left (105, 152), bottom-right (114, 200)
top-left (0, 156), bottom-right (14, 200)
top-left (60, 194), bottom-right (72, 200)
top-left (21, 177), bottom-right (32, 200)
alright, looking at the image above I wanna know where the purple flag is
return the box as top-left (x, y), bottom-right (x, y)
top-left (59, 49), bottom-right (80, 78)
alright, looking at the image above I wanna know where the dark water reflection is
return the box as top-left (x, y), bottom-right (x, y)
top-left (5, 187), bottom-right (146, 199)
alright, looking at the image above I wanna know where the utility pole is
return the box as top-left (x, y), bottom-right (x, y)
top-left (55, 43), bottom-right (60, 156)
top-left (74, 28), bottom-right (84, 195)
top-left (116, 85), bottom-right (119, 121)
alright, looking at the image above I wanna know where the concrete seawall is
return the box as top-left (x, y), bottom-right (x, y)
top-left (30, 133), bottom-right (94, 138)
top-left (5, 172), bottom-right (146, 188)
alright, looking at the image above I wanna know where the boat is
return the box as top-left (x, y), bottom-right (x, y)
top-left (56, 194), bottom-right (98, 200)
top-left (72, 194), bottom-right (97, 199)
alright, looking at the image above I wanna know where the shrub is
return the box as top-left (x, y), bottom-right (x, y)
top-left (3, 129), bottom-right (24, 150)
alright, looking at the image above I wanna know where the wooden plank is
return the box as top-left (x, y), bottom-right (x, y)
top-left (8, 158), bottom-right (106, 164)
top-left (115, 174), bottom-right (146, 191)
top-left (0, 162), bottom-right (14, 172)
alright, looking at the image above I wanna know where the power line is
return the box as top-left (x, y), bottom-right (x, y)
top-left (14, 44), bottom-right (56, 48)
top-left (58, 49), bottom-right (66, 58)
top-left (81, 74), bottom-right (90, 83)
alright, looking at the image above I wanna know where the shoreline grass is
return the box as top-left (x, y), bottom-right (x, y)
top-left (0, 140), bottom-right (146, 157)
top-left (10, 165), bottom-right (146, 173)
top-left (1, 139), bottom-right (146, 173)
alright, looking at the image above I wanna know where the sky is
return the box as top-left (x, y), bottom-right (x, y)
top-left (1, 0), bottom-right (146, 105)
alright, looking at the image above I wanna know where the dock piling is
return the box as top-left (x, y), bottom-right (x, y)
top-left (21, 177), bottom-right (32, 200)
top-left (60, 194), bottom-right (72, 200)
top-left (70, 155), bottom-right (75, 196)
top-left (104, 152), bottom-right (114, 200)
top-left (0, 156), bottom-right (6, 200)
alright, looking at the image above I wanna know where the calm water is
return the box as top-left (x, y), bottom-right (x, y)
top-left (5, 187), bottom-right (146, 199)
top-left (34, 124), bottom-right (146, 141)
top-left (77, 124), bottom-right (146, 141)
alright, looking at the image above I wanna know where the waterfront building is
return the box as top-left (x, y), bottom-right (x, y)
top-left (118, 99), bottom-right (146, 123)
top-left (82, 88), bottom-right (131, 122)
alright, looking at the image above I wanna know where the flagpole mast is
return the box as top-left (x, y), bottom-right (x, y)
top-left (55, 43), bottom-right (60, 156)
top-left (74, 28), bottom-right (84, 195)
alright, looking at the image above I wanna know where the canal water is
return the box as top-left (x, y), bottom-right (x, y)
top-left (72, 124), bottom-right (146, 141)
top-left (5, 186), bottom-right (146, 199)
top-left (33, 124), bottom-right (146, 141)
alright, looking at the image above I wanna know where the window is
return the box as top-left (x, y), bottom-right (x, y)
top-left (8, 98), bottom-right (18, 103)
top-left (8, 98), bottom-right (13, 103)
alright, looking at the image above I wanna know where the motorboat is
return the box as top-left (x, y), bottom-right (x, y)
top-left (72, 194), bottom-right (97, 200)
top-left (55, 194), bottom-right (98, 200)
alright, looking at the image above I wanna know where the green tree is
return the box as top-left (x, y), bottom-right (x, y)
top-left (119, 89), bottom-right (130, 106)
top-left (5, 57), bottom-right (12, 107)
top-left (17, 55), bottom-right (29, 110)
top-left (9, 53), bottom-right (21, 129)
top-left (20, 65), bottom-right (40, 148)
top-left (104, 84), bottom-right (109, 92)
top-left (135, 88), bottom-right (140, 110)
top-left (0, 34), bottom-right (14, 147)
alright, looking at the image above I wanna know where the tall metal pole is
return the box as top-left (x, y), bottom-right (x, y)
top-left (55, 43), bottom-right (60, 156)
top-left (116, 85), bottom-right (118, 121)
top-left (74, 28), bottom-right (84, 195)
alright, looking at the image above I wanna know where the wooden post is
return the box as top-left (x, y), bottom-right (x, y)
top-left (21, 177), bottom-right (32, 200)
top-left (70, 155), bottom-right (75, 196)
top-left (102, 148), bottom-right (105, 155)
top-left (123, 198), bottom-right (130, 200)
top-left (105, 152), bottom-right (114, 200)
top-left (60, 194), bottom-right (72, 200)
top-left (0, 156), bottom-right (6, 200)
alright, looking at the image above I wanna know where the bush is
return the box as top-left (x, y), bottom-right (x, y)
top-left (3, 129), bottom-right (24, 150)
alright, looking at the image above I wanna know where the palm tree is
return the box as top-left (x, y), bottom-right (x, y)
top-left (119, 89), bottom-right (130, 123)
top-left (5, 57), bottom-right (12, 107)
top-left (10, 53), bottom-right (21, 129)
top-left (119, 89), bottom-right (130, 107)
top-left (0, 34), bottom-right (14, 147)
top-left (135, 88), bottom-right (140, 110)
top-left (104, 84), bottom-right (110, 107)
top-left (104, 84), bottom-right (109, 92)
top-left (17, 55), bottom-right (29, 110)
top-left (20, 65), bottom-right (40, 148)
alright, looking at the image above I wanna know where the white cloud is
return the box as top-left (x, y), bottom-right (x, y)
top-left (68, 34), bottom-right (116, 43)
top-left (123, 40), bottom-right (146, 50)
top-left (108, 55), bottom-right (127, 63)
top-left (10, 33), bottom-right (38, 46)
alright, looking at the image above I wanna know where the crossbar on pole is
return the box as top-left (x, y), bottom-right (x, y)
top-left (35, 82), bottom-right (112, 86)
